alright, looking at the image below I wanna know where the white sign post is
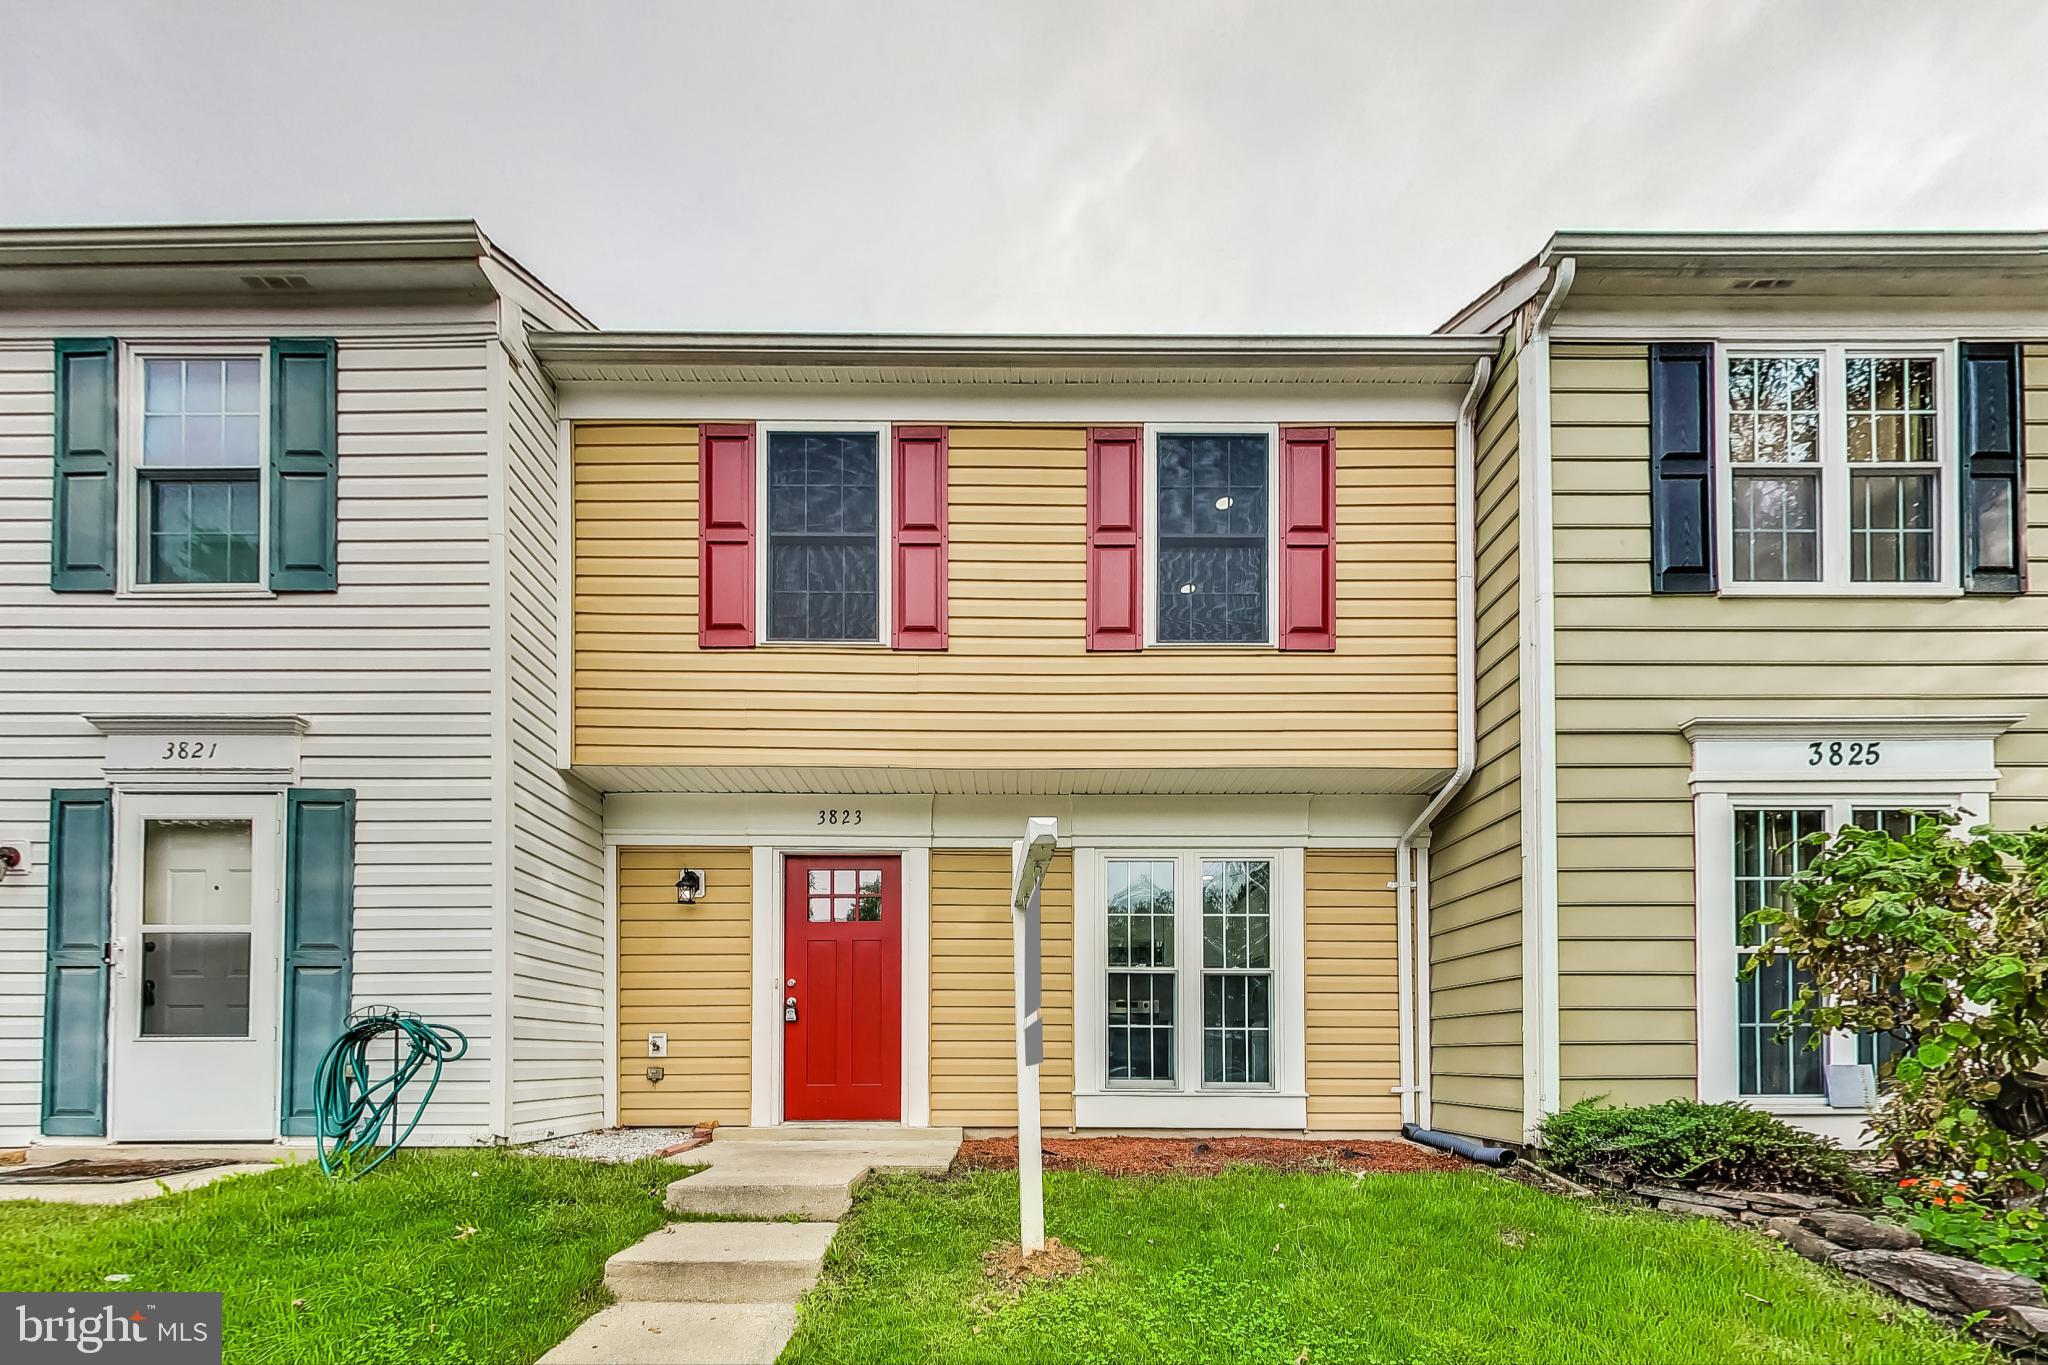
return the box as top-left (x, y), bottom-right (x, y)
top-left (1011, 817), bottom-right (1057, 1256)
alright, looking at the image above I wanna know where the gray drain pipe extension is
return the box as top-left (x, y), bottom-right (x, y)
top-left (1402, 1122), bottom-right (1518, 1168)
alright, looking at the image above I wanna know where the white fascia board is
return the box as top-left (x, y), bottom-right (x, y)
top-left (556, 383), bottom-right (1468, 425)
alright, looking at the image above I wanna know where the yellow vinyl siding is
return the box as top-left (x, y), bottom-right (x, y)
top-left (928, 848), bottom-right (1074, 1128)
top-left (1424, 337), bottom-right (1525, 1141)
top-left (616, 846), bottom-right (751, 1126)
top-left (1548, 341), bottom-right (2048, 1106)
top-left (571, 424), bottom-right (1456, 771)
top-left (1303, 850), bottom-right (1402, 1131)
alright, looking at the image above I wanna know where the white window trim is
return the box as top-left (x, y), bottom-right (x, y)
top-left (116, 341), bottom-right (275, 600)
top-left (753, 420), bottom-right (893, 647)
top-left (1142, 423), bottom-right (1282, 649)
top-left (1073, 844), bottom-right (1307, 1129)
top-left (1695, 786), bottom-right (1989, 1136)
top-left (1715, 342), bottom-right (1960, 598)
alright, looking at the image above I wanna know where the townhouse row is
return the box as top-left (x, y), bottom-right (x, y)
top-left (1, 223), bottom-right (2041, 1148)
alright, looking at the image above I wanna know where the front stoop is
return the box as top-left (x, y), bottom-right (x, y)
top-left (604, 1221), bottom-right (838, 1302)
top-left (542, 1126), bottom-right (962, 1365)
top-left (536, 1303), bottom-right (798, 1365)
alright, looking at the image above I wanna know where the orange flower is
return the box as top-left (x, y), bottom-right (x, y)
top-left (1900, 1178), bottom-right (1920, 1187)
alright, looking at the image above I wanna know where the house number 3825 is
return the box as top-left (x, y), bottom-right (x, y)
top-left (817, 808), bottom-right (863, 826)
top-left (1809, 740), bottom-right (1881, 767)
top-left (161, 740), bottom-right (220, 761)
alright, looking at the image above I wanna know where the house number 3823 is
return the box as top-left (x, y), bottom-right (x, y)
top-left (1809, 740), bottom-right (1881, 767)
top-left (817, 808), bottom-right (863, 826)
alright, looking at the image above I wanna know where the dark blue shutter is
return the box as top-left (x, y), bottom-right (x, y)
top-left (1960, 343), bottom-right (2025, 595)
top-left (50, 339), bottom-right (118, 592)
top-left (42, 790), bottom-right (112, 1136)
top-left (1648, 343), bottom-right (1717, 594)
top-left (269, 339), bottom-right (339, 592)
top-left (281, 789), bottom-right (355, 1135)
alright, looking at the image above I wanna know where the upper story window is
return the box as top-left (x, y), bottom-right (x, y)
top-left (1719, 346), bottom-right (1953, 592)
top-left (1150, 428), bottom-right (1274, 644)
top-left (763, 428), bottom-right (882, 643)
top-left (133, 352), bottom-right (268, 588)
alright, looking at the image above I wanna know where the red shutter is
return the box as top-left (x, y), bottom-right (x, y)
top-left (698, 422), bottom-right (756, 648)
top-left (1277, 426), bottom-right (1336, 651)
top-left (892, 425), bottom-right (949, 649)
top-left (1086, 427), bottom-right (1144, 651)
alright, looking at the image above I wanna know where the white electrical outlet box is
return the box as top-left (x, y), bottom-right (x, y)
top-left (648, 1032), bottom-right (668, 1058)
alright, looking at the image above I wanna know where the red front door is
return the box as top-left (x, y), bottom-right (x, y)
top-left (783, 856), bottom-right (902, 1121)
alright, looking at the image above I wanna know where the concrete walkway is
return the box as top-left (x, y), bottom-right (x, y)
top-left (540, 1125), bottom-right (961, 1365)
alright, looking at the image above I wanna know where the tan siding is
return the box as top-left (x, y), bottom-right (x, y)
top-left (929, 848), bottom-right (1074, 1128)
top-left (616, 847), bottom-right (751, 1125)
top-left (1549, 341), bottom-right (2048, 1105)
top-left (571, 424), bottom-right (1456, 771)
top-left (1424, 337), bottom-right (1525, 1142)
top-left (1304, 851), bottom-right (1401, 1130)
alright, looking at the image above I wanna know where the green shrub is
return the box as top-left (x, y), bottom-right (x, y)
top-left (1537, 1098), bottom-right (1863, 1196)
top-left (1885, 1177), bottom-right (2048, 1280)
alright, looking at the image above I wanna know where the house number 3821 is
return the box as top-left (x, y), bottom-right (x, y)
top-left (161, 740), bottom-right (220, 761)
top-left (1808, 740), bottom-right (1881, 767)
top-left (817, 808), bottom-right (863, 826)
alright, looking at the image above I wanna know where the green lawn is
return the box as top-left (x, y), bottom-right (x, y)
top-left (0, 1149), bottom-right (678, 1365)
top-left (785, 1168), bottom-right (1992, 1365)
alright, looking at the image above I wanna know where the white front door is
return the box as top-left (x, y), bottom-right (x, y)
top-left (110, 793), bottom-right (282, 1140)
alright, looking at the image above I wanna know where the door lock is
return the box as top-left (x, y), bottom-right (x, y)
top-left (784, 996), bottom-right (798, 1023)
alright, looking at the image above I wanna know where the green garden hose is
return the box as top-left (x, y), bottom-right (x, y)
top-left (313, 1008), bottom-right (468, 1178)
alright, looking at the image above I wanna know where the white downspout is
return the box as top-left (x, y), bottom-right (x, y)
top-left (1394, 352), bottom-right (1492, 1128)
top-left (1518, 258), bottom-right (1576, 1137)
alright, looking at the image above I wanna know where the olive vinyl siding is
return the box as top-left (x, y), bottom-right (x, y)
top-left (1548, 342), bottom-right (2048, 1104)
top-left (499, 306), bottom-right (607, 1141)
top-left (1303, 850), bottom-right (1402, 1130)
top-left (615, 846), bottom-right (752, 1126)
top-left (1424, 338), bottom-right (1525, 1141)
top-left (570, 423), bottom-right (1456, 773)
top-left (928, 848), bottom-right (1074, 1129)
top-left (0, 324), bottom-right (505, 1142)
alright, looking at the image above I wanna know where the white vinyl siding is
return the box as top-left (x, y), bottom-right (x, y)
top-left (499, 302), bottom-right (607, 1141)
top-left (0, 322), bottom-right (504, 1142)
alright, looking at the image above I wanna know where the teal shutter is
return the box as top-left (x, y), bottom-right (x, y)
top-left (269, 339), bottom-right (339, 591)
top-left (281, 789), bottom-right (355, 1134)
top-left (42, 790), bottom-right (112, 1136)
top-left (50, 339), bottom-right (118, 592)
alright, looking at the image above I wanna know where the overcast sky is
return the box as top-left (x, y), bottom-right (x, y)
top-left (3, 1), bottom-right (2044, 333)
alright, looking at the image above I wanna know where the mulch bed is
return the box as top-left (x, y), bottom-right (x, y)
top-left (954, 1135), bottom-right (1466, 1177)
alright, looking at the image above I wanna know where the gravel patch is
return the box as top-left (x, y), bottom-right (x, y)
top-left (523, 1127), bottom-right (701, 1163)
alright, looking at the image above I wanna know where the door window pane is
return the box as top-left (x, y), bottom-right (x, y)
top-left (805, 866), bottom-right (884, 922)
top-left (1156, 433), bottom-right (1269, 643)
top-left (139, 819), bottom-right (255, 1040)
top-left (765, 432), bottom-right (880, 641)
top-left (1733, 808), bottom-right (1826, 1097)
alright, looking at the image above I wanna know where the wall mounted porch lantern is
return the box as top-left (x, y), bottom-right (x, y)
top-left (675, 868), bottom-right (707, 905)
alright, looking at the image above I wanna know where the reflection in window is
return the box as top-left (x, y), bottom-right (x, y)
top-left (139, 818), bottom-right (254, 1038)
top-left (1107, 859), bottom-right (1175, 1082)
top-left (1156, 433), bottom-right (1269, 643)
top-left (1846, 357), bottom-right (1940, 584)
top-left (806, 867), bottom-right (884, 922)
top-left (1201, 859), bottom-right (1271, 1084)
top-left (1734, 808), bottom-right (1825, 1097)
top-left (766, 432), bottom-right (880, 641)
top-left (138, 357), bottom-right (263, 585)
top-left (1726, 356), bottom-right (1822, 584)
